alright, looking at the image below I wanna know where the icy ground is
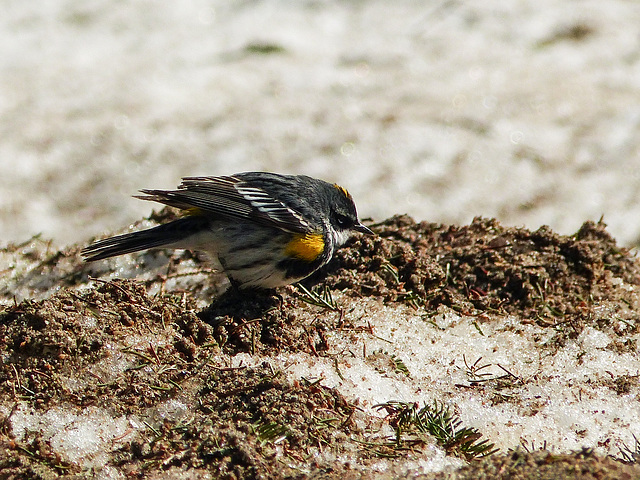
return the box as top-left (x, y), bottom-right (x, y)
top-left (1, 1), bottom-right (640, 478)
top-left (1, 0), bottom-right (640, 245)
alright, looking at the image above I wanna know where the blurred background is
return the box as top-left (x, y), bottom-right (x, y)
top-left (2, 1), bottom-right (639, 246)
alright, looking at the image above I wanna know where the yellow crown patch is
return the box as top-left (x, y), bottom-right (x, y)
top-left (333, 184), bottom-right (352, 200)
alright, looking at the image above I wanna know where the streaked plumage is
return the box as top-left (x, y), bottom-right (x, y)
top-left (82, 172), bottom-right (372, 288)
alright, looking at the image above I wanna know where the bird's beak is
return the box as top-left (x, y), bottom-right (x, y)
top-left (354, 223), bottom-right (374, 235)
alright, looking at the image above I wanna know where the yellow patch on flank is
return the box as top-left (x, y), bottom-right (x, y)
top-left (285, 233), bottom-right (325, 262)
top-left (333, 184), bottom-right (352, 200)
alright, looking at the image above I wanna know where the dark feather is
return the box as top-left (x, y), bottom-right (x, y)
top-left (136, 175), bottom-right (310, 233)
top-left (82, 216), bottom-right (208, 261)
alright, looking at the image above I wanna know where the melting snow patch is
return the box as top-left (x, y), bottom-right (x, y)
top-left (10, 403), bottom-right (138, 470)
top-left (279, 296), bottom-right (640, 458)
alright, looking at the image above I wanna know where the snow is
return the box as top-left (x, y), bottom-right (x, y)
top-left (2, 0), bottom-right (640, 476)
top-left (1, 1), bottom-right (639, 245)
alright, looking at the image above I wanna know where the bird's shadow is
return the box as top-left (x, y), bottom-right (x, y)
top-left (196, 285), bottom-right (292, 353)
top-left (200, 285), bottom-right (283, 320)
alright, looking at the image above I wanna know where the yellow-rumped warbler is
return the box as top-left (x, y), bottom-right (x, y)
top-left (82, 172), bottom-right (373, 288)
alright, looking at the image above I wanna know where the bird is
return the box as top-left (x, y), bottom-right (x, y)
top-left (82, 172), bottom-right (373, 289)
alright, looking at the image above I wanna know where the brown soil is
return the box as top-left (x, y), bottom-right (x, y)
top-left (1, 213), bottom-right (639, 479)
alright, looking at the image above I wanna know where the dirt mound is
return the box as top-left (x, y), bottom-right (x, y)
top-left (2, 215), bottom-right (640, 478)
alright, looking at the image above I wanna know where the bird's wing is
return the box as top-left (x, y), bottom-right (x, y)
top-left (135, 175), bottom-right (310, 233)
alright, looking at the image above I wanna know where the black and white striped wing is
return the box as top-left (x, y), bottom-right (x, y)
top-left (136, 175), bottom-right (310, 233)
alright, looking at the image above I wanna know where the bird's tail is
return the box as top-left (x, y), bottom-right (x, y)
top-left (82, 216), bottom-right (209, 262)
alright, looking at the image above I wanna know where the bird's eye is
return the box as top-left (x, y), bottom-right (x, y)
top-left (335, 213), bottom-right (351, 228)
